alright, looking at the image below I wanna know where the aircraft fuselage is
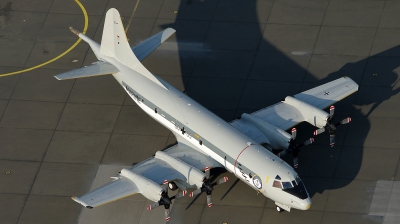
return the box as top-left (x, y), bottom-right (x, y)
top-left (108, 59), bottom-right (311, 211)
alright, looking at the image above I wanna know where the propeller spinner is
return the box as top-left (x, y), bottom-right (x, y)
top-left (189, 167), bottom-right (228, 207)
top-left (147, 184), bottom-right (187, 222)
top-left (313, 106), bottom-right (351, 147)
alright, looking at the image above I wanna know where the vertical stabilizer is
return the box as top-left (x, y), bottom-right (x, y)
top-left (100, 8), bottom-right (168, 90)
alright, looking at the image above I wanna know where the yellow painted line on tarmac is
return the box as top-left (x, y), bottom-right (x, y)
top-left (0, 0), bottom-right (89, 77)
top-left (124, 0), bottom-right (142, 33)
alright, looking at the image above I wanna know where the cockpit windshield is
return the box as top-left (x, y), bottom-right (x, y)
top-left (291, 175), bottom-right (301, 187)
top-left (272, 174), bottom-right (308, 199)
top-left (281, 182), bottom-right (293, 189)
top-left (283, 175), bottom-right (308, 199)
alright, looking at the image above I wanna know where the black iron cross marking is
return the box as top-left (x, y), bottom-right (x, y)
top-left (324, 92), bottom-right (330, 95)
top-left (181, 127), bottom-right (186, 135)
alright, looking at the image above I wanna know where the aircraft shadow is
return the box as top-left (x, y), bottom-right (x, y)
top-left (157, 0), bottom-right (400, 200)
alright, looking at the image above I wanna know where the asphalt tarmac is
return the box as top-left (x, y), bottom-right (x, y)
top-left (0, 0), bottom-right (400, 223)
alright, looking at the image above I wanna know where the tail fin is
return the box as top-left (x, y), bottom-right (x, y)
top-left (99, 8), bottom-right (167, 90)
top-left (55, 9), bottom-right (174, 85)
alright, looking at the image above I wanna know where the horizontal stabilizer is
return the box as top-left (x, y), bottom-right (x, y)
top-left (133, 28), bottom-right (175, 61)
top-left (54, 61), bottom-right (118, 80)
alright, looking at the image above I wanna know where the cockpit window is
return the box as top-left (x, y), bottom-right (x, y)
top-left (273, 180), bottom-right (281, 188)
top-left (295, 175), bottom-right (301, 184)
top-left (282, 181), bottom-right (293, 189)
top-left (283, 177), bottom-right (308, 200)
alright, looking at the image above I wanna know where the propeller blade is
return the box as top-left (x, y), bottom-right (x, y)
top-left (204, 167), bottom-right (210, 179)
top-left (329, 134), bottom-right (335, 147)
top-left (314, 127), bottom-right (325, 135)
top-left (291, 128), bottom-right (297, 140)
top-left (329, 106), bottom-right (335, 118)
top-left (164, 204), bottom-right (171, 222)
top-left (214, 176), bottom-right (229, 186)
top-left (147, 202), bottom-right (160, 211)
top-left (206, 194), bottom-right (212, 208)
top-left (189, 189), bottom-right (202, 198)
top-left (302, 138), bottom-right (314, 146)
top-left (174, 190), bottom-right (187, 199)
top-left (293, 157), bottom-right (299, 169)
top-left (338, 117), bottom-right (351, 125)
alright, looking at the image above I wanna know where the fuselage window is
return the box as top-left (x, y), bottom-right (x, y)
top-left (273, 180), bottom-right (281, 188)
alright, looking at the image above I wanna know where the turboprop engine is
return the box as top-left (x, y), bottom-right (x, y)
top-left (241, 113), bottom-right (313, 168)
top-left (120, 169), bottom-right (165, 202)
top-left (155, 151), bottom-right (228, 208)
top-left (283, 96), bottom-right (351, 147)
top-left (283, 96), bottom-right (329, 128)
top-left (120, 169), bottom-right (186, 222)
top-left (155, 151), bottom-right (205, 189)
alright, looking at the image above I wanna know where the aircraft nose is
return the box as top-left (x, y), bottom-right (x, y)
top-left (304, 197), bottom-right (312, 210)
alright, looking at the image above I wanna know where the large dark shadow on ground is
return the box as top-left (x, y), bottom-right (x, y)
top-left (158, 0), bottom-right (400, 199)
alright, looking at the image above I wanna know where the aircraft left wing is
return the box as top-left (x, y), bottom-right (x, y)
top-left (72, 143), bottom-right (221, 208)
top-left (230, 76), bottom-right (358, 143)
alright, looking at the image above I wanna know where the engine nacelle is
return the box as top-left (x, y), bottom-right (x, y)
top-left (241, 113), bottom-right (291, 150)
top-left (155, 151), bottom-right (205, 188)
top-left (120, 168), bottom-right (164, 202)
top-left (283, 96), bottom-right (329, 128)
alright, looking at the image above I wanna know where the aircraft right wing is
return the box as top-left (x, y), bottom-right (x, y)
top-left (230, 76), bottom-right (359, 143)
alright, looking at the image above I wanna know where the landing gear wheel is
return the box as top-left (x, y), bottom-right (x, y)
top-left (168, 182), bottom-right (178, 191)
top-left (276, 206), bottom-right (282, 212)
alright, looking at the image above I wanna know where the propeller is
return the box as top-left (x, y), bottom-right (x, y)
top-left (147, 184), bottom-right (187, 222)
top-left (313, 106), bottom-right (351, 147)
top-left (287, 128), bottom-right (314, 168)
top-left (189, 167), bottom-right (228, 207)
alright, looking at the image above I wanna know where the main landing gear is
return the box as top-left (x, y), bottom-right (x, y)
top-left (276, 206), bottom-right (283, 213)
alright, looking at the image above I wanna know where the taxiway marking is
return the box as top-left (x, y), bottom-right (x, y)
top-left (0, 0), bottom-right (89, 77)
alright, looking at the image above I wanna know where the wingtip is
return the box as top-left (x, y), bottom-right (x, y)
top-left (69, 27), bottom-right (80, 36)
top-left (160, 28), bottom-right (177, 43)
top-left (71, 196), bottom-right (90, 207)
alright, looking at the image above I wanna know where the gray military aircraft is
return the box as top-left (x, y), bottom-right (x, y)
top-left (55, 8), bottom-right (358, 223)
